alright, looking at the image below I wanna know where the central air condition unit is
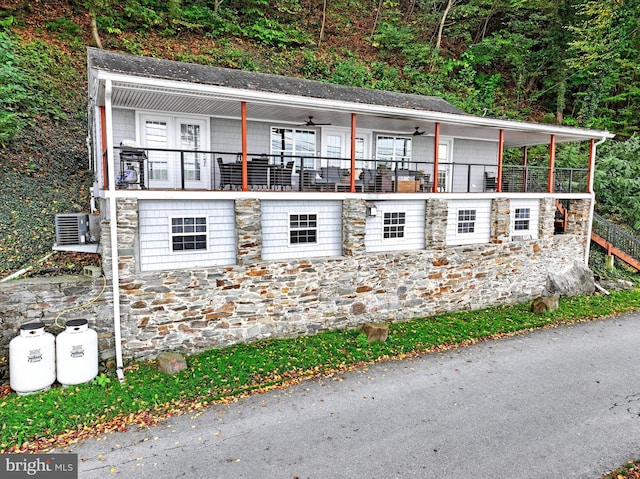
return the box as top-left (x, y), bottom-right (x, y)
top-left (55, 213), bottom-right (90, 246)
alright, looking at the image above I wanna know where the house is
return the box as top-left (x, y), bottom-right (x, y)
top-left (84, 47), bottom-right (614, 377)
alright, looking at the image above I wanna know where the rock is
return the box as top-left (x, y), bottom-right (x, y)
top-left (361, 323), bottom-right (389, 342)
top-left (157, 351), bottom-right (187, 375)
top-left (598, 279), bottom-right (635, 292)
top-left (546, 260), bottom-right (595, 297)
top-left (531, 295), bottom-right (559, 314)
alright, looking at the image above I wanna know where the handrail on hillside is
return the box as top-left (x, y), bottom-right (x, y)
top-left (592, 213), bottom-right (640, 263)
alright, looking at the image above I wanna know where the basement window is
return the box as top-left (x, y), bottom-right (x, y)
top-left (170, 216), bottom-right (207, 252)
top-left (383, 212), bottom-right (406, 239)
top-left (457, 209), bottom-right (476, 234)
top-left (514, 208), bottom-right (531, 231)
top-left (289, 213), bottom-right (317, 244)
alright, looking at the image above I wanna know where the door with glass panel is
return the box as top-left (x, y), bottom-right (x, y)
top-left (321, 129), bottom-right (369, 168)
top-left (140, 115), bottom-right (208, 189)
top-left (141, 117), bottom-right (172, 189)
top-left (437, 139), bottom-right (453, 192)
top-left (179, 119), bottom-right (207, 189)
top-left (271, 127), bottom-right (316, 189)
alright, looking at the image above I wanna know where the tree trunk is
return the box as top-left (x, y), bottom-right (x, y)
top-left (435, 0), bottom-right (456, 50)
top-left (319, 0), bottom-right (327, 45)
top-left (370, 0), bottom-right (384, 39)
top-left (90, 11), bottom-right (103, 49)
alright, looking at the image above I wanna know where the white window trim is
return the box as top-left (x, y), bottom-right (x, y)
top-left (513, 207), bottom-right (532, 233)
top-left (288, 212), bottom-right (319, 247)
top-left (169, 215), bottom-right (209, 254)
top-left (456, 208), bottom-right (477, 236)
top-left (382, 211), bottom-right (406, 240)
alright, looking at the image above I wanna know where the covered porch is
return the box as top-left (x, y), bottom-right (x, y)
top-left (89, 48), bottom-right (613, 198)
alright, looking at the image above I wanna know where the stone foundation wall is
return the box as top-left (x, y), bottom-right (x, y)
top-left (108, 196), bottom-right (590, 360)
top-left (0, 196), bottom-right (591, 375)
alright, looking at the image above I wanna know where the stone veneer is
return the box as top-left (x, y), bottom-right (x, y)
top-left (0, 196), bottom-right (591, 374)
top-left (102, 196), bottom-right (591, 360)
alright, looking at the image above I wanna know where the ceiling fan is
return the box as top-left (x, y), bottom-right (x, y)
top-left (299, 116), bottom-right (332, 127)
top-left (411, 126), bottom-right (426, 136)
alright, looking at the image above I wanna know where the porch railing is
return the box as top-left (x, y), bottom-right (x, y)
top-left (113, 146), bottom-right (588, 194)
top-left (501, 165), bottom-right (588, 193)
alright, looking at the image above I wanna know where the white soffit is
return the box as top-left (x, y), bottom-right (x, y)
top-left (102, 74), bottom-right (614, 146)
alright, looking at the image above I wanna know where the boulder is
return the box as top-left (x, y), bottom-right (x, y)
top-left (546, 260), bottom-right (595, 297)
top-left (598, 279), bottom-right (635, 292)
top-left (531, 295), bottom-right (559, 314)
top-left (361, 323), bottom-right (389, 342)
top-left (157, 351), bottom-right (187, 375)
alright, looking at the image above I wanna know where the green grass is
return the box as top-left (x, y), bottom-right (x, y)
top-left (2, 289), bottom-right (640, 453)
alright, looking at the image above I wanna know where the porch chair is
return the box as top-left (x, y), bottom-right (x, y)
top-left (248, 157), bottom-right (269, 189)
top-left (484, 172), bottom-right (497, 192)
top-left (217, 157), bottom-right (231, 190)
top-left (271, 161), bottom-right (294, 190)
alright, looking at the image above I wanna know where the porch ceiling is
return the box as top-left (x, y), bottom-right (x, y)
top-left (108, 82), bottom-right (613, 148)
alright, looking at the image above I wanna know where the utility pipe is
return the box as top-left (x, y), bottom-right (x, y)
top-left (104, 80), bottom-right (125, 383)
top-left (0, 253), bottom-right (53, 283)
top-left (584, 136), bottom-right (610, 267)
top-left (100, 106), bottom-right (108, 190)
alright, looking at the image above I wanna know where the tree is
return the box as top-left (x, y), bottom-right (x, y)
top-left (567, 0), bottom-right (640, 133)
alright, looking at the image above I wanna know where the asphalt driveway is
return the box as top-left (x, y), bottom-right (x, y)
top-left (67, 311), bottom-right (640, 478)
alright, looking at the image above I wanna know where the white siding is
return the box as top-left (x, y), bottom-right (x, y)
top-left (261, 200), bottom-right (342, 260)
top-left (211, 118), bottom-right (270, 154)
top-left (365, 200), bottom-right (425, 253)
top-left (452, 139), bottom-right (499, 192)
top-left (112, 108), bottom-right (136, 178)
top-left (138, 199), bottom-right (236, 272)
top-left (446, 199), bottom-right (492, 246)
top-left (510, 198), bottom-right (540, 240)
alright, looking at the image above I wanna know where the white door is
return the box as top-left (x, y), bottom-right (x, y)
top-left (139, 115), bottom-right (208, 189)
top-left (179, 119), bottom-right (208, 190)
top-left (437, 139), bottom-right (453, 192)
top-left (141, 116), bottom-right (172, 189)
top-left (321, 128), bottom-right (370, 168)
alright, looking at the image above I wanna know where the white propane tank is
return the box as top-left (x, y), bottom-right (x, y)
top-left (9, 322), bottom-right (56, 395)
top-left (56, 318), bottom-right (98, 386)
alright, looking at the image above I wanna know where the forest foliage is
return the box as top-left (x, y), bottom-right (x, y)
top-left (0, 0), bottom-right (639, 273)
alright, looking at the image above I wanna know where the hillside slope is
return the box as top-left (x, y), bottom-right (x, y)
top-left (0, 0), bottom-right (638, 279)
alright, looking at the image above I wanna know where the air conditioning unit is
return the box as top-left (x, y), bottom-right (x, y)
top-left (55, 213), bottom-right (90, 246)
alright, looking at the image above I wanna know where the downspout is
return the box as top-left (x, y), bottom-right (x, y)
top-left (496, 129), bottom-right (504, 193)
top-left (104, 79), bottom-right (125, 383)
top-left (584, 136), bottom-right (608, 267)
top-left (350, 113), bottom-right (356, 192)
top-left (432, 122), bottom-right (440, 193)
top-left (100, 106), bottom-right (108, 190)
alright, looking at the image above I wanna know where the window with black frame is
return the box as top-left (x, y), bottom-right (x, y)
top-left (170, 216), bottom-right (207, 251)
top-left (289, 213), bottom-right (317, 244)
